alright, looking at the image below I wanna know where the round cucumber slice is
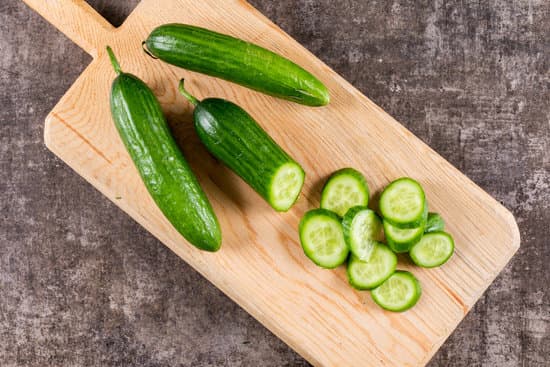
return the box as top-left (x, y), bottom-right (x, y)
top-left (424, 212), bottom-right (445, 233)
top-left (410, 231), bottom-right (454, 268)
top-left (383, 220), bottom-right (424, 253)
top-left (269, 162), bottom-right (305, 212)
top-left (342, 206), bottom-right (383, 261)
top-left (320, 168), bottom-right (369, 217)
top-left (371, 271), bottom-right (422, 312)
top-left (379, 177), bottom-right (426, 228)
top-left (299, 209), bottom-right (349, 269)
top-left (346, 243), bottom-right (397, 290)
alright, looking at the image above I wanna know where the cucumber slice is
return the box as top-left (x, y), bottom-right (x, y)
top-left (379, 177), bottom-right (426, 228)
top-left (342, 206), bottom-right (383, 261)
top-left (346, 243), bottom-right (397, 290)
top-left (299, 209), bottom-right (349, 269)
top-left (410, 231), bottom-right (454, 268)
top-left (371, 271), bottom-right (422, 312)
top-left (269, 162), bottom-right (305, 211)
top-left (383, 220), bottom-right (424, 253)
top-left (425, 212), bottom-right (445, 233)
top-left (320, 168), bottom-right (369, 217)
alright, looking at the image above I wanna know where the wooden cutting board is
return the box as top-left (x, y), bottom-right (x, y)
top-left (23, 1), bottom-right (520, 366)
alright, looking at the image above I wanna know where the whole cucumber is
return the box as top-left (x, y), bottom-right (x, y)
top-left (179, 79), bottom-right (305, 212)
top-left (107, 47), bottom-right (221, 252)
top-left (144, 24), bottom-right (330, 106)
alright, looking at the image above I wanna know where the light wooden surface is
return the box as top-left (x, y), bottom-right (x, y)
top-left (22, 1), bottom-right (520, 366)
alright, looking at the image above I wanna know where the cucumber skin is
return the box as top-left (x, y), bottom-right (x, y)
top-left (194, 98), bottom-right (304, 211)
top-left (425, 212), bottom-right (445, 233)
top-left (371, 271), bottom-right (422, 312)
top-left (383, 219), bottom-right (425, 253)
top-left (145, 24), bottom-right (330, 106)
top-left (110, 73), bottom-right (221, 251)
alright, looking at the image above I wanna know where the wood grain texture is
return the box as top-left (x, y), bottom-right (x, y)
top-left (21, 0), bottom-right (520, 366)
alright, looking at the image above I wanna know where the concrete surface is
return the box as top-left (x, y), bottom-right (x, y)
top-left (1, 0), bottom-right (548, 366)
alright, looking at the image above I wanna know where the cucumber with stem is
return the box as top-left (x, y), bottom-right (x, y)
top-left (144, 24), bottom-right (330, 106)
top-left (179, 79), bottom-right (305, 212)
top-left (107, 47), bottom-right (221, 251)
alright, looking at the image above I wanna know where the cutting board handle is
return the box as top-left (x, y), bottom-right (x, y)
top-left (22, 0), bottom-right (114, 58)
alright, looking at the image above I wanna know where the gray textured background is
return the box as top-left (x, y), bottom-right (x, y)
top-left (1, 0), bottom-right (549, 366)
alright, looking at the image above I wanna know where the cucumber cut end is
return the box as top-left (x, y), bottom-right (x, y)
top-left (299, 209), bottom-right (349, 269)
top-left (320, 168), bottom-right (369, 217)
top-left (269, 162), bottom-right (305, 211)
top-left (410, 231), bottom-right (454, 267)
top-left (371, 271), bottom-right (422, 312)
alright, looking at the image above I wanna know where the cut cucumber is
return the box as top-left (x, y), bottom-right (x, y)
top-left (346, 243), bottom-right (397, 290)
top-left (371, 271), bottom-right (422, 312)
top-left (299, 209), bottom-right (349, 269)
top-left (269, 162), bottom-right (305, 211)
top-left (425, 212), bottom-right (445, 233)
top-left (383, 220), bottom-right (424, 253)
top-left (342, 206), bottom-right (383, 261)
top-left (379, 177), bottom-right (427, 228)
top-left (320, 168), bottom-right (369, 217)
top-left (180, 81), bottom-right (305, 212)
top-left (410, 231), bottom-right (454, 268)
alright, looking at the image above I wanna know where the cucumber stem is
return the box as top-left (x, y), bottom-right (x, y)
top-left (106, 46), bottom-right (122, 75)
top-left (178, 79), bottom-right (199, 106)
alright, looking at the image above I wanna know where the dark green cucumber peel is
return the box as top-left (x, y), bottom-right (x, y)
top-left (107, 47), bottom-right (221, 251)
top-left (425, 212), bottom-right (445, 233)
top-left (383, 219), bottom-right (425, 253)
top-left (144, 24), bottom-right (330, 106)
top-left (179, 80), bottom-right (305, 212)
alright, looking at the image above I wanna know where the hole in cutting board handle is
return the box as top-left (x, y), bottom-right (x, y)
top-left (85, 0), bottom-right (140, 28)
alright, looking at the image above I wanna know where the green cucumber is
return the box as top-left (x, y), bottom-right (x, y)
top-left (107, 47), bottom-right (221, 251)
top-left (371, 271), bottom-right (422, 312)
top-left (144, 24), bottom-right (329, 106)
top-left (342, 206), bottom-right (383, 261)
top-left (379, 177), bottom-right (427, 228)
top-left (425, 212), bottom-right (445, 233)
top-left (346, 243), bottom-right (397, 290)
top-left (410, 231), bottom-right (455, 268)
top-left (179, 80), bottom-right (305, 212)
top-left (299, 209), bottom-right (349, 269)
top-left (320, 168), bottom-right (369, 217)
top-left (383, 220), bottom-right (425, 253)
